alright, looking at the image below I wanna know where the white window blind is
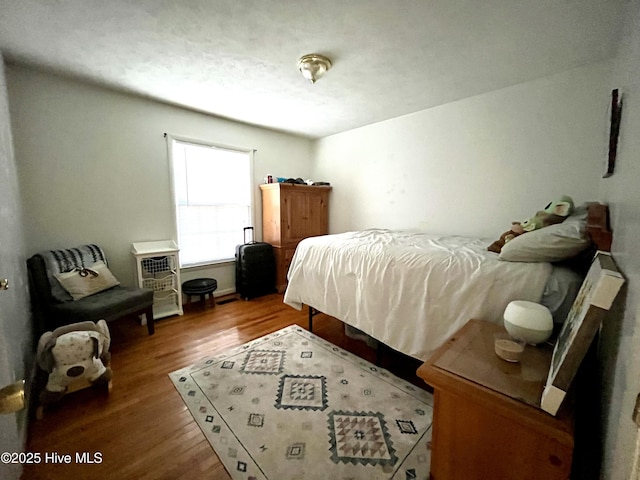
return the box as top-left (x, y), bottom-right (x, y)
top-left (169, 138), bottom-right (253, 267)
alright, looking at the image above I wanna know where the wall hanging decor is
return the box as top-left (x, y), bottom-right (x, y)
top-left (603, 88), bottom-right (623, 178)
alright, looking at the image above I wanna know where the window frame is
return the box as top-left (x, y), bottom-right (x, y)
top-left (165, 133), bottom-right (257, 268)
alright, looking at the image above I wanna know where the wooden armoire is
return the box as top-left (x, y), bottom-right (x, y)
top-left (260, 183), bottom-right (332, 292)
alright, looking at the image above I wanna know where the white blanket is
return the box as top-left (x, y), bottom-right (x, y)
top-left (284, 229), bottom-right (553, 360)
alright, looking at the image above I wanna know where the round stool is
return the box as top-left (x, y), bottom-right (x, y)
top-left (182, 278), bottom-right (217, 308)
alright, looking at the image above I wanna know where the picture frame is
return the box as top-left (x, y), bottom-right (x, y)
top-left (541, 252), bottom-right (624, 415)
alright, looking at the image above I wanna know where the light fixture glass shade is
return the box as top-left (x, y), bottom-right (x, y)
top-left (503, 300), bottom-right (553, 345)
top-left (297, 54), bottom-right (332, 84)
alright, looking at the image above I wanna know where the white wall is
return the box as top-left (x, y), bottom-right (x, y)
top-left (312, 62), bottom-right (611, 238)
top-left (7, 65), bottom-right (313, 293)
top-left (598, 0), bottom-right (640, 477)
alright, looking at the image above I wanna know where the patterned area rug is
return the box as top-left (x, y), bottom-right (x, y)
top-left (169, 325), bottom-right (433, 479)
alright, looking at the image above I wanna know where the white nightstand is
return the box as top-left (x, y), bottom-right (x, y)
top-left (132, 240), bottom-right (183, 319)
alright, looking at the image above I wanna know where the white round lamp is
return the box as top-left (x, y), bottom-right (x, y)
top-left (503, 300), bottom-right (553, 345)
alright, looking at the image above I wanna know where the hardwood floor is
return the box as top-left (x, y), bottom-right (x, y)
top-left (22, 293), bottom-right (425, 479)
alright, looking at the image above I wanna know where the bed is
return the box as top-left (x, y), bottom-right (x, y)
top-left (283, 203), bottom-right (612, 361)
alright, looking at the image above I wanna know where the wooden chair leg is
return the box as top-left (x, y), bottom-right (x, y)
top-left (145, 305), bottom-right (155, 335)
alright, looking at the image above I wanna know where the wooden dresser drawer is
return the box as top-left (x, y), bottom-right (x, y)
top-left (274, 246), bottom-right (298, 293)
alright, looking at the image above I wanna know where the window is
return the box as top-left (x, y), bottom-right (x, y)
top-left (169, 137), bottom-right (254, 267)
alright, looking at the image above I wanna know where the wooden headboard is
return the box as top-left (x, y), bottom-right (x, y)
top-left (586, 202), bottom-right (612, 252)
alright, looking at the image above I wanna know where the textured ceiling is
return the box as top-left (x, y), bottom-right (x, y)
top-left (0, 0), bottom-right (627, 138)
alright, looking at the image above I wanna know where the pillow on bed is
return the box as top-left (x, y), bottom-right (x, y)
top-left (499, 220), bottom-right (590, 262)
top-left (566, 204), bottom-right (588, 221)
top-left (54, 261), bottom-right (120, 300)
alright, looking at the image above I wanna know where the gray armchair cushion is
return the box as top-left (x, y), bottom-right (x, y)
top-left (49, 285), bottom-right (153, 324)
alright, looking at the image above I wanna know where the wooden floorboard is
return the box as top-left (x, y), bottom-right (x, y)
top-left (22, 293), bottom-right (425, 479)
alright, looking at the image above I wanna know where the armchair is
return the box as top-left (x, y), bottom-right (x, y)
top-left (27, 244), bottom-right (154, 338)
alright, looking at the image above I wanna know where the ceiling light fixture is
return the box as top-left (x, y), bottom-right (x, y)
top-left (297, 54), bottom-right (332, 84)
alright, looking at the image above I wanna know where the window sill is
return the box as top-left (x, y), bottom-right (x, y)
top-left (180, 259), bottom-right (235, 270)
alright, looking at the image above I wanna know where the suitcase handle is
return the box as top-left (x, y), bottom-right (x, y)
top-left (244, 227), bottom-right (255, 244)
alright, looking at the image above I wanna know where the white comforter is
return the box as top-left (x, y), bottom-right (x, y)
top-left (283, 229), bottom-right (553, 360)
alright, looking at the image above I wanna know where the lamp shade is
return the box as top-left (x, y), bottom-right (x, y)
top-left (503, 300), bottom-right (553, 345)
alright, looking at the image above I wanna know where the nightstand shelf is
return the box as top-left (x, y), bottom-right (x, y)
top-left (417, 319), bottom-right (574, 480)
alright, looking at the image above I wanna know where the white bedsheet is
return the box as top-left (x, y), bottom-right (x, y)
top-left (283, 229), bottom-right (553, 361)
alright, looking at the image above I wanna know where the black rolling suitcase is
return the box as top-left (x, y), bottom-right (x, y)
top-left (235, 227), bottom-right (276, 300)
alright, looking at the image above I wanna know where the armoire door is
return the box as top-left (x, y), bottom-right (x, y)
top-left (282, 189), bottom-right (328, 245)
